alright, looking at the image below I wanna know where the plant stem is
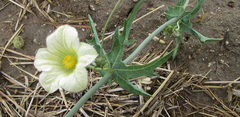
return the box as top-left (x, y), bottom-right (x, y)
top-left (86, 65), bottom-right (109, 71)
top-left (123, 17), bottom-right (177, 64)
top-left (183, 0), bottom-right (189, 9)
top-left (100, 0), bottom-right (122, 56)
top-left (65, 71), bottom-right (113, 117)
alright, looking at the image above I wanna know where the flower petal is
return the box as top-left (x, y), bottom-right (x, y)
top-left (60, 66), bottom-right (88, 92)
top-left (46, 25), bottom-right (80, 56)
top-left (34, 48), bottom-right (63, 72)
top-left (39, 70), bottom-right (65, 93)
top-left (77, 42), bottom-right (98, 67)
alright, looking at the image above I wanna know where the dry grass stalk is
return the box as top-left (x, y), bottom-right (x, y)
top-left (1, 71), bottom-right (33, 92)
top-left (32, 0), bottom-right (55, 22)
top-left (25, 83), bottom-right (39, 116)
top-left (133, 71), bottom-right (174, 117)
top-left (204, 81), bottom-right (240, 84)
top-left (7, 58), bottom-right (39, 80)
top-left (103, 5), bottom-right (165, 41)
top-left (0, 91), bottom-right (34, 117)
top-left (0, 2), bottom-right (11, 11)
top-left (0, 55), bottom-right (31, 60)
top-left (59, 88), bottom-right (68, 108)
top-left (207, 88), bottom-right (239, 116)
top-left (148, 40), bottom-right (173, 63)
top-left (0, 47), bottom-right (35, 60)
top-left (10, 62), bottom-right (34, 65)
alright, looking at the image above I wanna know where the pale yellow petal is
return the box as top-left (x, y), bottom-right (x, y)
top-left (59, 66), bottom-right (88, 92)
top-left (46, 25), bottom-right (79, 57)
top-left (34, 48), bottom-right (63, 71)
top-left (77, 42), bottom-right (98, 67)
top-left (39, 70), bottom-right (65, 93)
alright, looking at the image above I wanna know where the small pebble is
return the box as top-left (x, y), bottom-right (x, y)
top-left (33, 39), bottom-right (37, 43)
top-left (225, 41), bottom-right (229, 45)
top-left (89, 4), bottom-right (95, 11)
top-left (209, 49), bottom-right (215, 52)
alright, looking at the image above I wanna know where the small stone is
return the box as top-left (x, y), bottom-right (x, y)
top-left (208, 61), bottom-right (215, 67)
top-left (33, 39), bottom-right (37, 43)
top-left (219, 59), bottom-right (225, 64)
top-left (56, 14), bottom-right (60, 18)
top-left (82, 28), bottom-right (85, 31)
top-left (89, 4), bottom-right (95, 11)
top-left (209, 49), bottom-right (215, 52)
top-left (133, 0), bottom-right (138, 2)
top-left (225, 41), bottom-right (229, 45)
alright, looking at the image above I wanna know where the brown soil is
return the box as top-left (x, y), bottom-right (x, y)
top-left (0, 0), bottom-right (240, 116)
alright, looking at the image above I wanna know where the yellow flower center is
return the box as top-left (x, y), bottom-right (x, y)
top-left (63, 55), bottom-right (76, 69)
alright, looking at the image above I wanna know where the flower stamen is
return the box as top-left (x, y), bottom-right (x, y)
top-left (63, 55), bottom-right (76, 69)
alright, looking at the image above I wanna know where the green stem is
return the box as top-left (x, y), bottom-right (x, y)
top-left (183, 0), bottom-right (189, 9)
top-left (65, 71), bottom-right (113, 117)
top-left (100, 0), bottom-right (122, 56)
top-left (86, 65), bottom-right (109, 71)
top-left (123, 17), bottom-right (177, 64)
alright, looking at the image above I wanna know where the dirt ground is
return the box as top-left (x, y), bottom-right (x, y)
top-left (0, 0), bottom-right (240, 116)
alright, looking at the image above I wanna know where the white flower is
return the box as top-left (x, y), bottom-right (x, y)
top-left (34, 25), bottom-right (98, 93)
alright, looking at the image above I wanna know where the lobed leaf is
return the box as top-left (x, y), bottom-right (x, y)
top-left (113, 50), bottom-right (174, 97)
top-left (87, 15), bottom-right (106, 56)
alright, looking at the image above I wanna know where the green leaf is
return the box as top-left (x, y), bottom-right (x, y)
top-left (86, 15), bottom-right (106, 56)
top-left (181, 0), bottom-right (204, 20)
top-left (106, 0), bottom-right (145, 68)
top-left (192, 29), bottom-right (223, 44)
top-left (164, 0), bottom-right (222, 58)
top-left (165, 0), bottom-right (185, 21)
top-left (113, 50), bottom-right (174, 97)
top-left (122, 0), bottom-right (146, 40)
top-left (105, 0), bottom-right (151, 96)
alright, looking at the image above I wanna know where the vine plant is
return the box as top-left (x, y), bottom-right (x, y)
top-left (65, 0), bottom-right (222, 116)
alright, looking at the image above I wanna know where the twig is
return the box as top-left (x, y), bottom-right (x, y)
top-left (207, 88), bottom-right (239, 117)
top-left (59, 88), bottom-right (68, 108)
top-left (8, 0), bottom-right (40, 20)
top-left (149, 40), bottom-right (173, 63)
top-left (0, 97), bottom-right (14, 116)
top-left (0, 2), bottom-right (11, 11)
top-left (25, 83), bottom-right (39, 116)
top-left (7, 58), bottom-right (39, 79)
top-left (101, 89), bottom-right (113, 111)
top-left (32, 0), bottom-right (55, 22)
top-left (103, 5), bottom-right (165, 41)
top-left (0, 47), bottom-right (35, 60)
top-left (10, 62), bottom-right (34, 65)
top-left (0, 55), bottom-right (32, 60)
top-left (1, 71), bottom-right (33, 92)
top-left (80, 108), bottom-right (89, 117)
top-left (133, 71), bottom-right (174, 117)
top-left (204, 81), bottom-right (240, 84)
top-left (0, 91), bottom-right (34, 117)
